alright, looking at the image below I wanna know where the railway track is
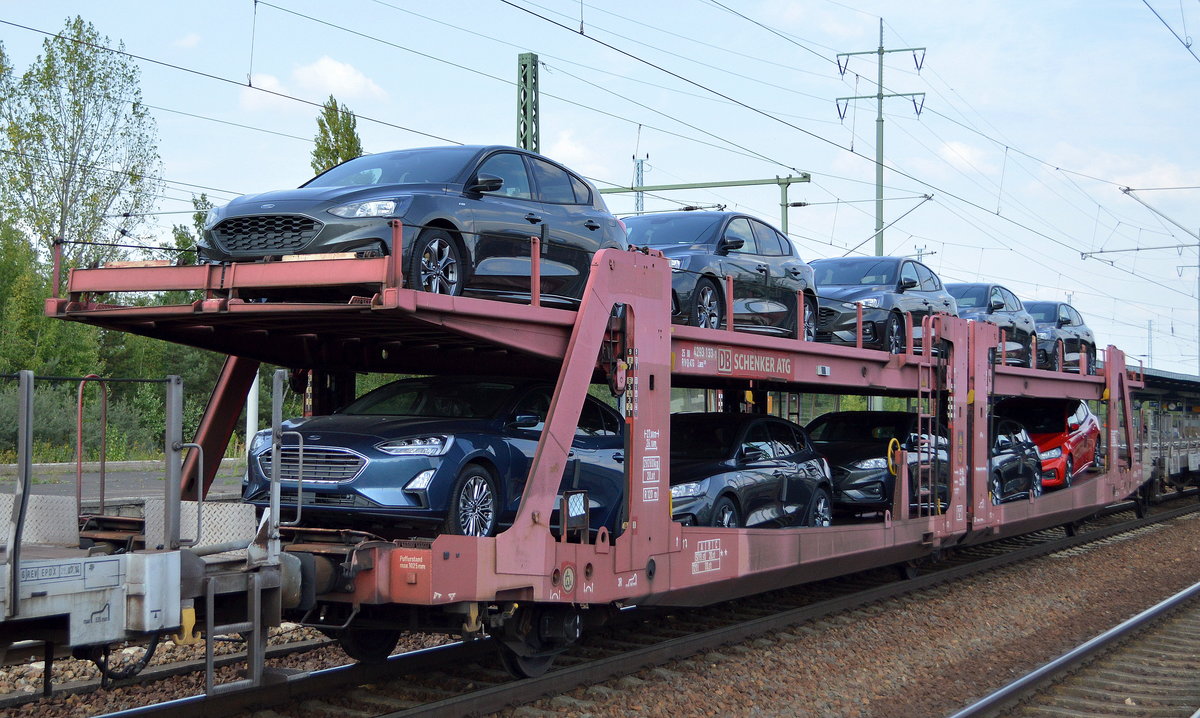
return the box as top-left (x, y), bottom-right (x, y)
top-left (951, 578), bottom-right (1200, 718)
top-left (54, 494), bottom-right (1194, 718)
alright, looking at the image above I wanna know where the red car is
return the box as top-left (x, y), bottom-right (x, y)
top-left (996, 398), bottom-right (1100, 489)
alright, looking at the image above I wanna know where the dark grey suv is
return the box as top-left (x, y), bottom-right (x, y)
top-left (198, 145), bottom-right (628, 307)
top-left (1024, 301), bottom-right (1097, 373)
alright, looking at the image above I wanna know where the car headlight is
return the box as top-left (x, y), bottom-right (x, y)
top-left (376, 435), bottom-right (452, 456)
top-left (328, 196), bottom-right (412, 218)
top-left (1036, 330), bottom-right (1051, 340)
top-left (204, 207), bottom-right (223, 229)
top-left (1038, 447), bottom-right (1062, 460)
top-left (852, 457), bottom-right (888, 469)
top-left (667, 258), bottom-right (682, 270)
top-left (249, 429), bottom-right (271, 453)
top-left (843, 297), bottom-right (880, 309)
top-left (670, 479), bottom-right (708, 499)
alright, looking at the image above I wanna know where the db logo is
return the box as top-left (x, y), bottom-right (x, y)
top-left (717, 348), bottom-right (732, 374)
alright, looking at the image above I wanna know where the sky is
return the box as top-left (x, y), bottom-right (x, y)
top-left (2, 1), bottom-right (1200, 374)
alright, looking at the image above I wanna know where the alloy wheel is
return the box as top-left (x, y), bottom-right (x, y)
top-left (457, 475), bottom-right (496, 537)
top-left (417, 235), bottom-right (461, 294)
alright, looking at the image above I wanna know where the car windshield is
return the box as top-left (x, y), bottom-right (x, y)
top-left (340, 379), bottom-right (516, 418)
top-left (623, 214), bottom-right (724, 248)
top-left (303, 147), bottom-right (479, 188)
top-left (671, 415), bottom-right (738, 461)
top-left (1024, 302), bottom-right (1056, 322)
top-left (947, 285), bottom-right (986, 308)
top-left (811, 258), bottom-right (897, 286)
top-left (997, 402), bottom-right (1068, 433)
top-left (807, 413), bottom-right (909, 442)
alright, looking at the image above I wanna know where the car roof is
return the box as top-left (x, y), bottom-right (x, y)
top-left (809, 256), bottom-right (903, 265)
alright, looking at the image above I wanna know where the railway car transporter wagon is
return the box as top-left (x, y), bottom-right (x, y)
top-left (35, 229), bottom-right (1146, 680)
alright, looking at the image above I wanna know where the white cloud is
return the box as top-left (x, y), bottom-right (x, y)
top-left (238, 73), bottom-right (292, 112)
top-left (237, 58), bottom-right (386, 113)
top-left (173, 33), bottom-right (201, 49)
top-left (938, 141), bottom-right (996, 175)
top-left (293, 56), bottom-right (386, 101)
top-left (547, 130), bottom-right (610, 178)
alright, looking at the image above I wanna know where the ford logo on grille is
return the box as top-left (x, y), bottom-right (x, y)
top-left (261, 203), bottom-right (276, 209)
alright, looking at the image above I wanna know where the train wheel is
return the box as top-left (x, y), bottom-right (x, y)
top-left (497, 645), bottom-right (557, 678)
top-left (338, 628), bottom-right (401, 663)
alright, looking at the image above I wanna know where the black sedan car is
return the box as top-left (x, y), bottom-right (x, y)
top-left (241, 376), bottom-right (625, 538)
top-left (805, 411), bottom-right (949, 515)
top-left (669, 413), bottom-right (832, 528)
top-left (200, 145), bottom-right (627, 307)
top-left (810, 257), bottom-right (957, 353)
top-left (623, 211), bottom-right (817, 339)
top-left (1024, 301), bottom-right (1097, 374)
top-left (945, 283), bottom-right (1037, 367)
top-left (989, 418), bottom-right (1044, 504)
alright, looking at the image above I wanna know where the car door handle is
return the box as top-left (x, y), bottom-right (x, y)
top-left (584, 219), bottom-right (601, 231)
top-left (756, 264), bottom-right (769, 274)
top-left (612, 452), bottom-right (624, 463)
top-left (524, 213), bottom-right (542, 224)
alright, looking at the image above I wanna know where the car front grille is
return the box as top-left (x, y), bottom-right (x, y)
top-left (213, 214), bottom-right (323, 254)
top-left (257, 446), bottom-right (365, 483)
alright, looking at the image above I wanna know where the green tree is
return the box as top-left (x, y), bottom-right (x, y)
top-left (311, 95), bottom-right (363, 175)
top-left (0, 16), bottom-right (162, 278)
top-left (168, 193), bottom-right (213, 268)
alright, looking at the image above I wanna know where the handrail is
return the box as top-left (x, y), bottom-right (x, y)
top-left (75, 374), bottom-right (108, 516)
top-left (177, 442), bottom-right (205, 546)
top-left (5, 371), bottom-right (34, 618)
top-left (278, 431), bottom-right (305, 527)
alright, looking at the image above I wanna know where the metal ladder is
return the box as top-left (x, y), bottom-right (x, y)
top-left (203, 570), bottom-right (270, 694)
top-left (912, 315), bottom-right (947, 518)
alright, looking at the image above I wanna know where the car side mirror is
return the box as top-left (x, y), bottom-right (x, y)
top-left (1057, 316), bottom-right (1069, 327)
top-left (1068, 421), bottom-right (1080, 431)
top-left (990, 298), bottom-right (1005, 311)
top-left (899, 277), bottom-right (918, 291)
top-left (741, 446), bottom-right (766, 463)
top-left (717, 236), bottom-right (745, 254)
top-left (509, 414), bottom-right (541, 429)
top-left (468, 173), bottom-right (504, 193)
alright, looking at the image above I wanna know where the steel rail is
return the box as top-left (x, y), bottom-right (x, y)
top-left (384, 502), bottom-right (1200, 718)
top-left (947, 576), bottom-right (1200, 718)
top-left (82, 499), bottom-right (1199, 718)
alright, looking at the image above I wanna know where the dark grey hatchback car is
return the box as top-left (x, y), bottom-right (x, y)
top-left (624, 211), bottom-right (817, 338)
top-left (198, 145), bottom-right (627, 307)
top-left (945, 283), bottom-right (1037, 367)
top-left (810, 256), bottom-right (957, 353)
